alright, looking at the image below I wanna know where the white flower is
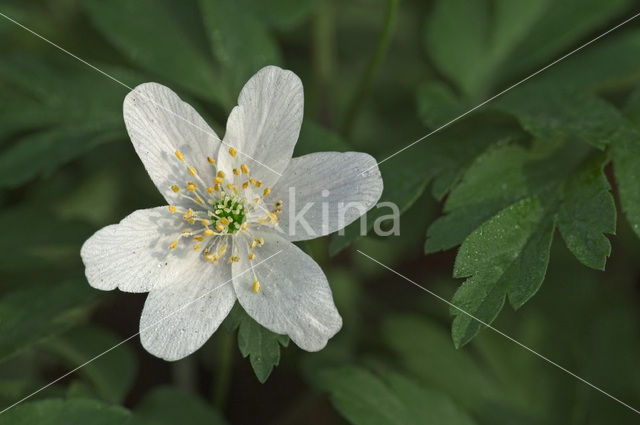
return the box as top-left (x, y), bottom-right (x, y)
top-left (81, 66), bottom-right (383, 361)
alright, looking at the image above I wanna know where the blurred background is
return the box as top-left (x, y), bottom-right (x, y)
top-left (1, 0), bottom-right (640, 424)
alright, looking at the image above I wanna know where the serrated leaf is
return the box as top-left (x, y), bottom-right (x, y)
top-left (557, 157), bottom-right (616, 270)
top-left (134, 387), bottom-right (228, 425)
top-left (316, 365), bottom-right (476, 425)
top-left (0, 399), bottom-right (131, 425)
top-left (83, 0), bottom-right (231, 107)
top-left (0, 281), bottom-right (96, 362)
top-left (224, 305), bottom-right (288, 383)
top-left (451, 198), bottom-right (555, 347)
top-left (200, 0), bottom-right (281, 95)
top-left (498, 85), bottom-right (640, 150)
top-left (43, 326), bottom-right (136, 404)
top-left (425, 139), bottom-right (588, 253)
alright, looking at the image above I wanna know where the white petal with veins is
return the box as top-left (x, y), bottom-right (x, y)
top-left (124, 83), bottom-right (220, 206)
top-left (271, 151), bottom-right (383, 241)
top-left (217, 66), bottom-right (303, 187)
top-left (81, 207), bottom-right (194, 293)
top-left (232, 231), bottom-right (342, 351)
top-left (140, 263), bottom-right (236, 361)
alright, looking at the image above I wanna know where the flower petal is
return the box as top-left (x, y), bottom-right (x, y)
top-left (139, 263), bottom-right (236, 361)
top-left (124, 83), bottom-right (220, 205)
top-left (217, 66), bottom-right (303, 187)
top-left (81, 207), bottom-right (196, 293)
top-left (270, 152), bottom-right (383, 241)
top-left (232, 232), bottom-right (342, 351)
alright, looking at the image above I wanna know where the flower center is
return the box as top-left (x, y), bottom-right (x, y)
top-left (210, 195), bottom-right (246, 234)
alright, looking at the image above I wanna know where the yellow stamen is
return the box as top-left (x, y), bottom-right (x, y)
top-left (183, 209), bottom-right (194, 220)
top-left (194, 236), bottom-right (204, 242)
top-left (241, 164), bottom-right (249, 174)
top-left (217, 170), bottom-right (226, 178)
top-left (182, 229), bottom-right (191, 236)
top-left (201, 219), bottom-right (210, 226)
top-left (252, 280), bottom-right (260, 293)
top-left (241, 223), bottom-right (248, 230)
top-left (194, 196), bottom-right (204, 205)
top-left (207, 156), bottom-right (215, 164)
top-left (256, 237), bottom-right (264, 246)
top-left (204, 229), bottom-right (214, 236)
top-left (242, 182), bottom-right (249, 190)
top-left (219, 217), bottom-right (230, 226)
top-left (207, 186), bottom-right (214, 193)
top-left (214, 177), bottom-right (224, 184)
top-left (194, 244), bottom-right (200, 251)
top-left (218, 246), bottom-right (227, 255)
top-left (216, 224), bottom-right (225, 231)
top-left (175, 151), bottom-right (185, 162)
top-left (187, 182), bottom-right (197, 191)
top-left (170, 185), bottom-right (180, 193)
top-left (248, 253), bottom-right (255, 260)
top-left (188, 166), bottom-right (198, 176)
top-left (214, 183), bottom-right (221, 191)
top-left (233, 168), bottom-right (240, 175)
top-left (229, 147), bottom-right (237, 157)
top-left (188, 218), bottom-right (195, 224)
top-left (168, 205), bottom-right (177, 213)
top-left (263, 187), bottom-right (271, 197)
top-left (250, 240), bottom-right (258, 249)
top-left (170, 240), bottom-right (178, 250)
top-left (256, 180), bottom-right (263, 188)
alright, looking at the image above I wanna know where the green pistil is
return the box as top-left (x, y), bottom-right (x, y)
top-left (210, 195), bottom-right (246, 233)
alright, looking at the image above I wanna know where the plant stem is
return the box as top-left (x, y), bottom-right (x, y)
top-left (341, 0), bottom-right (399, 137)
top-left (211, 330), bottom-right (234, 410)
top-left (312, 0), bottom-right (336, 127)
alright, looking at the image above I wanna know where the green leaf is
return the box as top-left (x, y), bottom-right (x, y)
top-left (501, 0), bottom-right (632, 83)
top-left (224, 305), bottom-right (289, 383)
top-left (134, 387), bottom-right (228, 425)
top-left (316, 365), bottom-right (476, 425)
top-left (0, 125), bottom-right (123, 189)
top-left (425, 139), bottom-right (587, 253)
top-left (0, 281), bottom-right (96, 362)
top-left (451, 198), bottom-right (555, 347)
top-left (248, 0), bottom-right (319, 29)
top-left (382, 315), bottom-right (501, 411)
top-left (0, 55), bottom-right (137, 187)
top-left (43, 326), bottom-right (136, 404)
top-left (200, 0), bottom-right (281, 94)
top-left (425, 0), bottom-right (633, 96)
top-left (535, 29), bottom-right (640, 92)
top-left (0, 399), bottom-right (131, 425)
top-left (83, 0), bottom-right (230, 107)
top-left (0, 207), bottom-right (94, 272)
top-left (498, 85), bottom-right (640, 150)
top-left (612, 87), bottom-right (640, 239)
top-left (424, 0), bottom-right (549, 97)
top-left (557, 158), bottom-right (616, 270)
top-left (416, 80), bottom-right (465, 129)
